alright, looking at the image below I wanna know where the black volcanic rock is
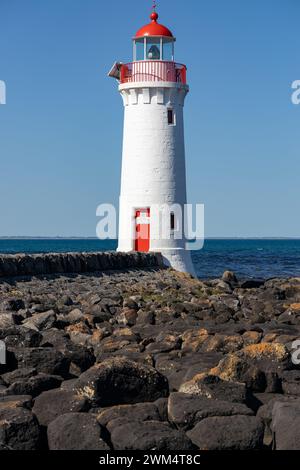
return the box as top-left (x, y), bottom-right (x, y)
top-left (0, 326), bottom-right (42, 348)
top-left (179, 374), bottom-right (248, 404)
top-left (187, 415), bottom-right (264, 450)
top-left (0, 406), bottom-right (41, 450)
top-left (97, 402), bottom-right (161, 427)
top-left (109, 420), bottom-right (194, 451)
top-left (271, 400), bottom-right (300, 450)
top-left (1, 261), bottom-right (300, 450)
top-left (13, 348), bottom-right (70, 378)
top-left (73, 357), bottom-right (169, 406)
top-left (47, 413), bottom-right (110, 450)
top-left (3, 374), bottom-right (63, 398)
top-left (168, 392), bottom-right (253, 430)
top-left (33, 389), bottom-right (90, 426)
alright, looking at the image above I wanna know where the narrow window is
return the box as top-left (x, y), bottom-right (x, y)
top-left (168, 109), bottom-right (175, 125)
top-left (170, 212), bottom-right (175, 231)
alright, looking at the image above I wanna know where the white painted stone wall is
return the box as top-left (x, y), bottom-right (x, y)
top-left (117, 81), bottom-right (195, 276)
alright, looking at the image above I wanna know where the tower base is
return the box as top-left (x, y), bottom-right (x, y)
top-left (160, 249), bottom-right (196, 277)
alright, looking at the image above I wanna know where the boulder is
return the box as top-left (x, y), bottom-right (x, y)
top-left (57, 295), bottom-right (74, 308)
top-left (155, 352), bottom-right (222, 392)
top-left (97, 402), bottom-right (161, 427)
top-left (145, 333), bottom-right (181, 355)
top-left (222, 271), bottom-right (238, 285)
top-left (47, 413), bottom-right (110, 450)
top-left (2, 326), bottom-right (42, 348)
top-left (68, 345), bottom-right (95, 376)
top-left (13, 348), bottom-right (70, 378)
top-left (39, 328), bottom-right (71, 348)
top-left (271, 400), bottom-right (300, 450)
top-left (201, 334), bottom-right (244, 354)
top-left (277, 310), bottom-right (300, 325)
top-left (240, 342), bottom-right (290, 363)
top-left (1, 368), bottom-right (37, 385)
top-left (40, 329), bottom-right (95, 374)
top-left (281, 370), bottom-right (300, 396)
top-left (214, 281), bottom-right (233, 294)
top-left (116, 308), bottom-right (138, 327)
top-left (255, 394), bottom-right (288, 446)
top-left (187, 415), bottom-right (264, 450)
top-left (123, 298), bottom-right (139, 310)
top-left (0, 395), bottom-right (33, 410)
top-left (256, 395), bottom-right (294, 426)
top-left (66, 322), bottom-right (91, 337)
top-left (242, 330), bottom-right (262, 346)
top-left (33, 389), bottom-right (90, 426)
top-left (94, 337), bottom-right (136, 355)
top-left (179, 374), bottom-right (247, 404)
top-left (73, 357), bottom-right (169, 406)
top-left (168, 393), bottom-right (253, 430)
top-left (210, 343), bottom-right (290, 391)
top-left (4, 374), bottom-right (63, 398)
top-left (136, 310), bottom-right (155, 325)
top-left (58, 308), bottom-right (84, 325)
top-left (110, 420), bottom-right (194, 450)
top-left (22, 310), bottom-right (56, 331)
top-left (0, 313), bottom-right (18, 329)
top-left (181, 329), bottom-right (209, 353)
top-left (1, 299), bottom-right (25, 312)
top-left (0, 407), bottom-right (41, 450)
top-left (210, 355), bottom-right (267, 392)
top-left (241, 280), bottom-right (265, 289)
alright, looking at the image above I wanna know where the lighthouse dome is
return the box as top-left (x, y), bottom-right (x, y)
top-left (135, 12), bottom-right (174, 38)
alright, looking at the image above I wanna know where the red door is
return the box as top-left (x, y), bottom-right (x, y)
top-left (135, 208), bottom-right (150, 252)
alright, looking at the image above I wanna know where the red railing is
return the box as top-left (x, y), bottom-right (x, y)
top-left (120, 61), bottom-right (187, 85)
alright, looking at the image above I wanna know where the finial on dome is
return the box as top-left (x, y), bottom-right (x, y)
top-left (150, 11), bottom-right (159, 22)
top-left (150, 1), bottom-right (158, 21)
top-left (135, 2), bottom-right (173, 39)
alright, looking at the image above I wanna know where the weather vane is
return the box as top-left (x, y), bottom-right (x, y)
top-left (152, 1), bottom-right (157, 11)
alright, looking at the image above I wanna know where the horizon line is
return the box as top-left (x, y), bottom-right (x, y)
top-left (1, 237), bottom-right (300, 241)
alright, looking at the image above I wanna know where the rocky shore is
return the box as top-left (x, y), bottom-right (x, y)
top-left (1, 259), bottom-right (300, 450)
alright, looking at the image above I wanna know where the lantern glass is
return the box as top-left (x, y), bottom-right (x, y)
top-left (146, 38), bottom-right (161, 60)
top-left (163, 39), bottom-right (174, 61)
top-left (135, 39), bottom-right (145, 61)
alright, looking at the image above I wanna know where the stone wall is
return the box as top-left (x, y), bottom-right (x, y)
top-left (0, 252), bottom-right (164, 278)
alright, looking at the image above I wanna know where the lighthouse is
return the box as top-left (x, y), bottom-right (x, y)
top-left (108, 6), bottom-right (195, 276)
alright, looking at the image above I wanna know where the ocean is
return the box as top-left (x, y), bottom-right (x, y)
top-left (0, 239), bottom-right (300, 280)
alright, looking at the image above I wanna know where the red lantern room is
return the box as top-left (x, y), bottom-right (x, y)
top-left (108, 7), bottom-right (187, 85)
top-left (133, 11), bottom-right (175, 62)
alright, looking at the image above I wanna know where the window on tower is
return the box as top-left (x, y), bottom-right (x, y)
top-left (170, 212), bottom-right (175, 231)
top-left (168, 109), bottom-right (175, 125)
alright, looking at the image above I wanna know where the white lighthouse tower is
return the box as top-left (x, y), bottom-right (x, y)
top-left (109, 6), bottom-right (195, 276)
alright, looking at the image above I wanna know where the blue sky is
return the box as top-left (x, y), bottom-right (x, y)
top-left (0, 0), bottom-right (299, 238)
